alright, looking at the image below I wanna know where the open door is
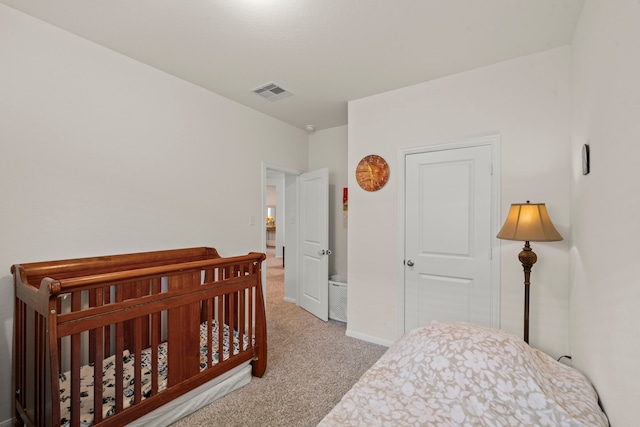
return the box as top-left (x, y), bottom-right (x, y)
top-left (298, 168), bottom-right (330, 321)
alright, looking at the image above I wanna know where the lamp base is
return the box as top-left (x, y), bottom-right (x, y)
top-left (519, 242), bottom-right (537, 344)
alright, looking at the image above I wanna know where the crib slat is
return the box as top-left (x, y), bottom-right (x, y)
top-left (56, 297), bottom-right (63, 375)
top-left (14, 300), bottom-right (25, 419)
top-left (133, 314), bottom-right (143, 405)
top-left (228, 291), bottom-right (235, 360)
top-left (151, 276), bottom-right (161, 397)
top-left (206, 296), bottom-right (214, 369)
top-left (114, 302), bottom-right (125, 415)
top-left (217, 295), bottom-right (224, 364)
top-left (239, 289), bottom-right (246, 353)
top-left (70, 331), bottom-right (81, 427)
top-left (25, 306), bottom-right (35, 425)
top-left (201, 268), bottom-right (212, 324)
top-left (203, 267), bottom-right (219, 369)
top-left (88, 289), bottom-right (97, 364)
top-left (89, 287), bottom-right (104, 424)
top-left (93, 324), bottom-right (104, 425)
top-left (249, 283), bottom-right (254, 350)
top-left (247, 286), bottom-right (253, 351)
top-left (35, 314), bottom-right (45, 426)
top-left (70, 291), bottom-right (82, 427)
top-left (132, 282), bottom-right (144, 406)
top-left (103, 286), bottom-right (112, 357)
top-left (151, 311), bottom-right (160, 396)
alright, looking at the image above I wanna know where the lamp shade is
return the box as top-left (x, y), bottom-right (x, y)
top-left (497, 202), bottom-right (563, 242)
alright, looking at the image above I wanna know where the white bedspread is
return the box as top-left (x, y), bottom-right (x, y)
top-left (319, 322), bottom-right (608, 426)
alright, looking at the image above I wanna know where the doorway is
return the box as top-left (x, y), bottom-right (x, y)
top-left (262, 163), bottom-right (302, 304)
top-left (262, 163), bottom-right (330, 321)
top-left (265, 182), bottom-right (282, 257)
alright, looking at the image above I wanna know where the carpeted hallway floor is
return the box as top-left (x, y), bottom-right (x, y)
top-left (171, 248), bottom-right (388, 426)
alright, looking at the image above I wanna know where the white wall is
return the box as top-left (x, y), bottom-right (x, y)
top-left (308, 126), bottom-right (348, 278)
top-left (569, 1), bottom-right (640, 424)
top-left (0, 5), bottom-right (308, 423)
top-left (347, 47), bottom-right (572, 353)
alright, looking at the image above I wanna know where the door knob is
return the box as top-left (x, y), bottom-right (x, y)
top-left (406, 260), bottom-right (415, 267)
top-left (318, 249), bottom-right (333, 256)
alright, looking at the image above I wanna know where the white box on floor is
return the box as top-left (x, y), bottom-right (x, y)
top-left (329, 275), bottom-right (347, 322)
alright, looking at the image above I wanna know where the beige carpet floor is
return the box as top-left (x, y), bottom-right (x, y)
top-left (171, 248), bottom-right (388, 426)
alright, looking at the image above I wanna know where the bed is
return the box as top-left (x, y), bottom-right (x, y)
top-left (319, 321), bottom-right (608, 426)
top-left (11, 247), bottom-right (267, 427)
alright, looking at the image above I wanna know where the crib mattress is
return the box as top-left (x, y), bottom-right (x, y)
top-left (59, 320), bottom-right (249, 427)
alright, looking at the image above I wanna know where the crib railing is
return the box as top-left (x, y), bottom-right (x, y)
top-left (12, 248), bottom-right (266, 427)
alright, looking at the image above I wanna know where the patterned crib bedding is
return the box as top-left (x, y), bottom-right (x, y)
top-left (59, 321), bottom-right (249, 427)
top-left (319, 321), bottom-right (608, 427)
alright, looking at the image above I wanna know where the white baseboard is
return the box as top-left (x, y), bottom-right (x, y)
top-left (0, 417), bottom-right (14, 427)
top-left (283, 297), bottom-right (296, 304)
top-left (345, 329), bottom-right (394, 347)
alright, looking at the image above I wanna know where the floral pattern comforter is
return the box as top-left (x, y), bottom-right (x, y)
top-left (319, 322), bottom-right (608, 426)
top-left (59, 320), bottom-right (248, 427)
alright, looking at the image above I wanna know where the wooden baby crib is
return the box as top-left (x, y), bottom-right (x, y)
top-left (11, 247), bottom-right (267, 427)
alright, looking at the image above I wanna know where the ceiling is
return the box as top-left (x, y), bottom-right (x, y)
top-left (1, 0), bottom-right (585, 131)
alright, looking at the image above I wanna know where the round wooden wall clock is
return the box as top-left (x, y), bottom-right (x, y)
top-left (355, 154), bottom-right (390, 191)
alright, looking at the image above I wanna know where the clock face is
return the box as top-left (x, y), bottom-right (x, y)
top-left (356, 155), bottom-right (390, 192)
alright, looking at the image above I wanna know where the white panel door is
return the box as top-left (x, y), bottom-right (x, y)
top-left (405, 144), bottom-right (494, 331)
top-left (299, 168), bottom-right (329, 321)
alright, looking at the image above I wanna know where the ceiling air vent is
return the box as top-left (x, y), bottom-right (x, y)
top-left (251, 82), bottom-right (293, 102)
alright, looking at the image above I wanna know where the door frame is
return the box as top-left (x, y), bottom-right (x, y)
top-left (396, 134), bottom-right (502, 337)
